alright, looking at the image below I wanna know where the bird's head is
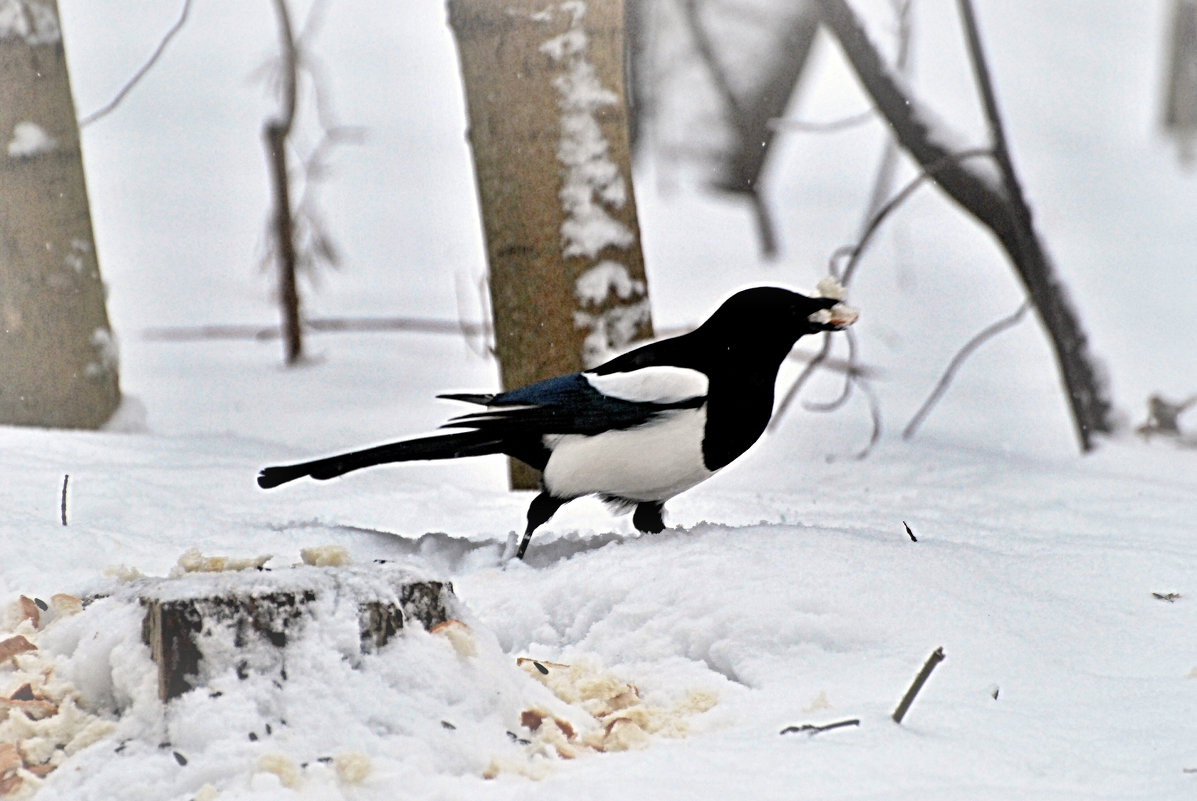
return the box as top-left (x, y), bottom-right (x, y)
top-left (700, 285), bottom-right (859, 345)
top-left (686, 285), bottom-right (859, 378)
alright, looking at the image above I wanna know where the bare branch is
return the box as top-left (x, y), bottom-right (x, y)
top-left (79, 0), bottom-right (193, 128)
top-left (264, 0), bottom-right (302, 364)
top-left (859, 0), bottom-right (915, 231)
top-left (768, 110), bottom-right (874, 133)
top-left (802, 328), bottom-right (859, 413)
top-left (269, 0), bottom-right (299, 135)
top-left (680, 0), bottom-right (819, 257)
top-left (903, 301), bottom-right (1031, 441)
top-left (957, 0), bottom-right (1017, 190)
top-left (849, 375), bottom-right (883, 460)
top-left (815, 0), bottom-right (1115, 451)
top-left (837, 147), bottom-right (994, 286)
top-left (770, 147), bottom-right (990, 437)
top-left (769, 334), bottom-right (833, 432)
top-left (297, 0), bottom-right (332, 43)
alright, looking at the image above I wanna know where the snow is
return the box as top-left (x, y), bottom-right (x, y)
top-left (573, 262), bottom-right (651, 366)
top-left (84, 328), bottom-right (119, 381)
top-left (574, 261), bottom-right (645, 305)
top-left (1, 1), bottom-right (1195, 799)
top-left (540, 1), bottom-right (634, 260)
top-left (5, 122), bottom-right (56, 159)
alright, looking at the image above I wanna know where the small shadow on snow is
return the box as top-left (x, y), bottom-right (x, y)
top-left (269, 518), bottom-right (803, 576)
top-left (296, 522), bottom-right (635, 575)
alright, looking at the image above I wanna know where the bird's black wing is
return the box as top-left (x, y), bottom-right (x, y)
top-left (438, 370), bottom-right (705, 438)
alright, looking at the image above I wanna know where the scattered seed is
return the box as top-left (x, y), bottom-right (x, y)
top-left (533, 661), bottom-right (549, 675)
top-left (173, 751), bottom-right (187, 766)
top-left (903, 521), bottom-right (917, 542)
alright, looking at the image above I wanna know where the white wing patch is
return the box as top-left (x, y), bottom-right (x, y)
top-left (583, 366), bottom-right (708, 404)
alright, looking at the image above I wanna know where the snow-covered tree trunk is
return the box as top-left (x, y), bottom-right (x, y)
top-left (449, 0), bottom-right (653, 488)
top-left (0, 0), bottom-right (120, 428)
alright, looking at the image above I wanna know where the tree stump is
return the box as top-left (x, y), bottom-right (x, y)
top-left (138, 563), bottom-right (456, 701)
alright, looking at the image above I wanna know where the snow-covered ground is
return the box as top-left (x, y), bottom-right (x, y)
top-left (3, 1), bottom-right (1195, 799)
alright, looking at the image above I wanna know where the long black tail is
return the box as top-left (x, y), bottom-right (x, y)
top-left (257, 430), bottom-right (506, 489)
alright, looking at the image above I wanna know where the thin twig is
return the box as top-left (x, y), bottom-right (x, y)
top-left (780, 718), bottom-right (861, 736)
top-left (79, 0), bottom-right (194, 128)
top-left (680, 0), bottom-right (777, 255)
top-left (769, 334), bottom-right (833, 432)
top-left (849, 375), bottom-right (883, 460)
top-left (768, 110), bottom-right (875, 133)
top-left (269, 0), bottom-right (299, 135)
top-left (60, 474), bottom-right (69, 527)
top-left (956, 0), bottom-right (1016, 194)
top-left (838, 147), bottom-right (995, 286)
top-left (892, 646), bottom-right (945, 724)
top-left (772, 0), bottom-right (909, 141)
top-left (803, 328), bottom-right (859, 413)
top-left (770, 148), bottom-right (993, 435)
top-left (903, 301), bottom-right (1030, 440)
top-left (818, 0), bottom-right (1113, 451)
top-left (859, 0), bottom-right (915, 232)
top-left (265, 0), bottom-right (302, 364)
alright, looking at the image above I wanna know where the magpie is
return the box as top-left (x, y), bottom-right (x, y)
top-left (257, 286), bottom-right (857, 559)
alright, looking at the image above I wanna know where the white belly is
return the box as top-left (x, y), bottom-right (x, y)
top-left (541, 406), bottom-right (715, 501)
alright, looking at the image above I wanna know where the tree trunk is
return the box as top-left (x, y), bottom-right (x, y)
top-left (0, 1), bottom-right (120, 429)
top-left (814, 0), bottom-right (1115, 451)
top-left (449, 0), bottom-right (653, 488)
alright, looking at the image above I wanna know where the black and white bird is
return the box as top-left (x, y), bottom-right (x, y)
top-left (257, 286), bottom-right (858, 559)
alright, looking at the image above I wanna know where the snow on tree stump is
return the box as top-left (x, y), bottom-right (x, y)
top-left (138, 562), bottom-right (456, 701)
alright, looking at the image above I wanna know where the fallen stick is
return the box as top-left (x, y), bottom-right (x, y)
top-left (60, 474), bottom-right (69, 526)
top-left (892, 646), bottom-right (945, 724)
top-left (780, 718), bottom-right (861, 736)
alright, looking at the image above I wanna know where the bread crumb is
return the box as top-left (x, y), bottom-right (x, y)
top-left (815, 276), bottom-right (847, 300)
top-left (193, 784), bottom-right (221, 801)
top-left (300, 546), bottom-right (352, 568)
top-left (256, 752), bottom-right (301, 789)
top-left (333, 751), bottom-right (371, 784)
top-left (173, 548), bottom-right (271, 575)
top-left (49, 596), bottom-right (82, 618)
top-left (431, 620), bottom-right (477, 658)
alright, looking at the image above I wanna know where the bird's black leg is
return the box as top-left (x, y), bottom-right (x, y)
top-left (632, 501), bottom-right (666, 534)
top-left (517, 492), bottom-right (567, 560)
